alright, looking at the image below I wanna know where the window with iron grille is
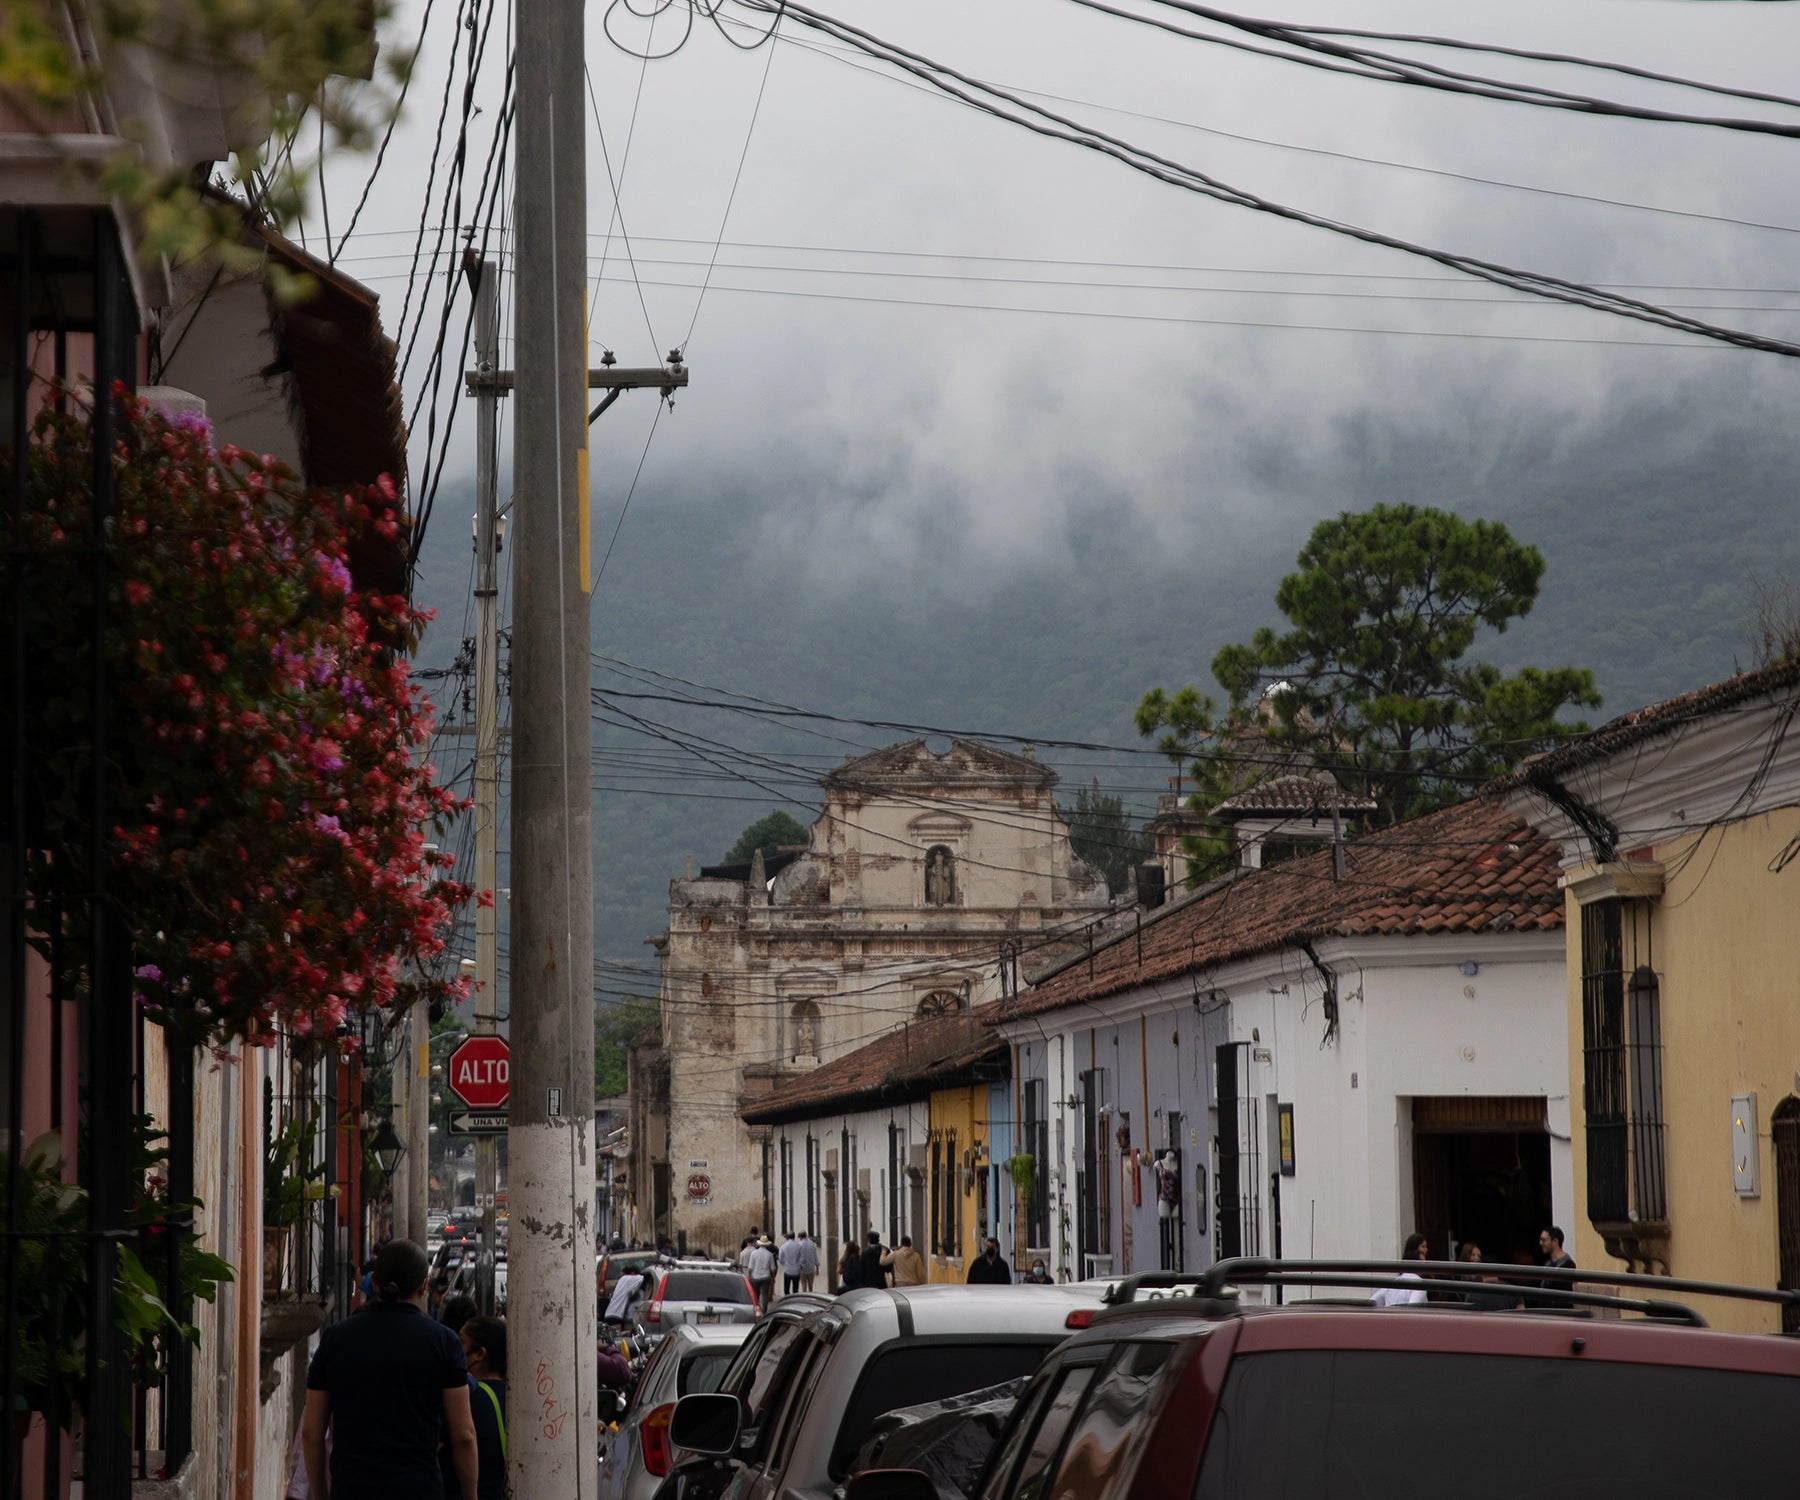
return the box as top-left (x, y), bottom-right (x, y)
top-left (929, 1132), bottom-right (943, 1255)
top-left (780, 1137), bottom-right (794, 1231)
top-left (1214, 1043), bottom-right (1260, 1259)
top-left (804, 1134), bottom-right (818, 1238)
top-left (1022, 1079), bottom-right (1050, 1249)
top-left (887, 1122), bottom-right (902, 1242)
top-left (1581, 898), bottom-right (1666, 1227)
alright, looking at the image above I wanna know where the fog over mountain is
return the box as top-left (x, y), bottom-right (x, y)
top-left (355, 0), bottom-right (1800, 998)
top-left (412, 352), bottom-right (1800, 983)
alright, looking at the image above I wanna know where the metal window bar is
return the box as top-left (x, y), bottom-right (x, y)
top-left (886, 1123), bottom-right (900, 1244)
top-left (5, 206), bottom-right (144, 1500)
top-left (804, 1134), bottom-right (818, 1238)
top-left (1581, 899), bottom-right (1630, 1223)
top-left (1023, 1079), bottom-right (1050, 1249)
top-left (1077, 1069), bottom-right (1099, 1264)
top-left (780, 1136), bottom-right (793, 1233)
top-left (1096, 1107), bottom-right (1111, 1259)
top-left (1627, 964), bottom-right (1668, 1223)
top-left (948, 1129), bottom-right (959, 1256)
top-left (928, 1132), bottom-right (942, 1257)
top-left (1773, 1099), bottom-right (1800, 1336)
top-left (841, 1128), bottom-right (853, 1246)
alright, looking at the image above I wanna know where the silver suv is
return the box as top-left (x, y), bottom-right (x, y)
top-left (670, 1283), bottom-right (1107, 1500)
top-left (643, 1266), bottom-right (760, 1331)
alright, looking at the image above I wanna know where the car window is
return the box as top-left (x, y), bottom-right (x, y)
top-left (996, 1363), bottom-right (1098, 1500)
top-left (623, 1336), bottom-right (680, 1417)
top-left (660, 1272), bottom-right (752, 1303)
top-left (680, 1350), bottom-right (738, 1397)
top-left (828, 1340), bottom-right (1060, 1481)
top-left (1047, 1342), bottom-right (1174, 1499)
top-left (765, 1332), bottom-right (836, 1478)
top-left (1193, 1350), bottom-right (1798, 1499)
top-left (742, 1321), bottom-right (817, 1433)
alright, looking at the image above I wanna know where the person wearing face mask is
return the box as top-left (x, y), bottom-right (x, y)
top-left (1024, 1259), bottom-right (1053, 1285)
top-left (967, 1237), bottom-right (1012, 1284)
top-left (447, 1316), bottom-right (507, 1500)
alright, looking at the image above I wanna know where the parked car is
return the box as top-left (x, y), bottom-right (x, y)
top-left (650, 1295), bottom-right (831, 1500)
top-left (601, 1324), bottom-right (751, 1500)
top-left (849, 1260), bottom-right (1800, 1500)
top-left (601, 1249), bottom-right (667, 1308)
top-left (642, 1266), bottom-right (760, 1331)
top-left (670, 1281), bottom-right (1110, 1500)
top-left (447, 1248), bottom-right (507, 1313)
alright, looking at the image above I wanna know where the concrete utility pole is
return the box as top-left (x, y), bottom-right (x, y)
top-left (467, 253), bottom-right (503, 1312)
top-left (508, 0), bottom-right (598, 1491)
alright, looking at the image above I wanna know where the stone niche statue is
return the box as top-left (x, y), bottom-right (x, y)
top-left (924, 845), bottom-right (955, 906)
top-left (792, 1004), bottom-right (819, 1060)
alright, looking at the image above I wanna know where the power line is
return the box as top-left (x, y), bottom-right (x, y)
top-left (1078, 0), bottom-right (1800, 138)
top-left (717, 0), bottom-right (1800, 359)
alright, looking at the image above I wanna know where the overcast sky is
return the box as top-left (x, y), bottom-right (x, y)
top-left (300, 0), bottom-right (1800, 962)
top-left (312, 0), bottom-right (1800, 589)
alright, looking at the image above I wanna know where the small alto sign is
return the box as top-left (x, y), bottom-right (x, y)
top-left (447, 1035), bottom-right (511, 1111)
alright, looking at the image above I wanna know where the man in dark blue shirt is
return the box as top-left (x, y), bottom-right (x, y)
top-left (304, 1240), bottom-right (478, 1500)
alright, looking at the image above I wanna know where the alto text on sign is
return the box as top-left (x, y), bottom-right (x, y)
top-left (447, 1035), bottom-right (511, 1110)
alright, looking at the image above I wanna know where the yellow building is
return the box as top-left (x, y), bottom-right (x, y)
top-left (1505, 660), bottom-right (1800, 1331)
top-left (924, 1084), bottom-right (990, 1282)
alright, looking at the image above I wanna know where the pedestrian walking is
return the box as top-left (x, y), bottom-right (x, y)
top-left (859, 1230), bottom-right (889, 1289)
top-left (303, 1239), bottom-right (478, 1500)
top-left (1024, 1259), bottom-right (1053, 1285)
top-left (795, 1230), bottom-right (819, 1292)
top-left (777, 1230), bottom-right (805, 1297)
top-left (1538, 1225), bottom-right (1576, 1271)
top-left (837, 1240), bottom-right (863, 1292)
top-left (967, 1237), bottom-right (1011, 1284)
top-left (437, 1293), bottom-right (477, 1334)
top-left (880, 1235), bottom-right (927, 1287)
top-left (449, 1316), bottom-right (507, 1500)
top-left (1371, 1232), bottom-right (1430, 1305)
top-left (748, 1235), bottom-right (778, 1311)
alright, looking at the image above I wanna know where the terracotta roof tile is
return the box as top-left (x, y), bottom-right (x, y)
top-left (1212, 773), bottom-right (1380, 817)
top-left (741, 1007), bottom-right (1007, 1126)
top-left (1491, 658), bottom-right (1800, 789)
top-left (996, 798), bottom-right (1562, 1023)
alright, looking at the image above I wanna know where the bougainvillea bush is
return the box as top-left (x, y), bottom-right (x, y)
top-left (7, 388), bottom-right (471, 1049)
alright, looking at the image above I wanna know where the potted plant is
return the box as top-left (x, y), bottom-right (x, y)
top-left (0, 1123), bottom-right (232, 1439)
top-left (262, 1086), bottom-right (327, 1295)
top-left (1007, 1154), bottom-right (1036, 1198)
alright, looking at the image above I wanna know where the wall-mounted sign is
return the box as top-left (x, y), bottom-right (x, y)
top-left (1277, 1103), bottom-right (1296, 1177)
top-left (686, 1173), bottom-right (713, 1204)
top-left (1732, 1093), bottom-right (1759, 1197)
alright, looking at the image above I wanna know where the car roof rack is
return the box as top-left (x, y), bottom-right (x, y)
top-left (1105, 1258), bottom-right (1800, 1328)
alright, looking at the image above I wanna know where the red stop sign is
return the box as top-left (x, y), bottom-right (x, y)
top-left (447, 1036), bottom-right (510, 1110)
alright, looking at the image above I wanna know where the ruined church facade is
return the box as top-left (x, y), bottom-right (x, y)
top-left (630, 739), bottom-right (1110, 1250)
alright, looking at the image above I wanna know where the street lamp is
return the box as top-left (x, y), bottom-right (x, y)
top-left (370, 1115), bottom-right (406, 1174)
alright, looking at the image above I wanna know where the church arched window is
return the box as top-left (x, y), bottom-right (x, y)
top-left (918, 990), bottom-right (964, 1018)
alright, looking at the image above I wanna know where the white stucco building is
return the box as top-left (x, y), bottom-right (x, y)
top-left (994, 797), bottom-right (1572, 1283)
top-left (631, 738), bottom-right (1109, 1251)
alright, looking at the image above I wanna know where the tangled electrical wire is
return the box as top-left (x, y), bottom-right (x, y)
top-left (602, 0), bottom-right (1800, 359)
top-left (602, 0), bottom-right (785, 59)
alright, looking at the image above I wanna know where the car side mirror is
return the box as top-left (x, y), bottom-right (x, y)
top-left (669, 1393), bottom-right (741, 1456)
top-left (843, 1471), bottom-right (941, 1500)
